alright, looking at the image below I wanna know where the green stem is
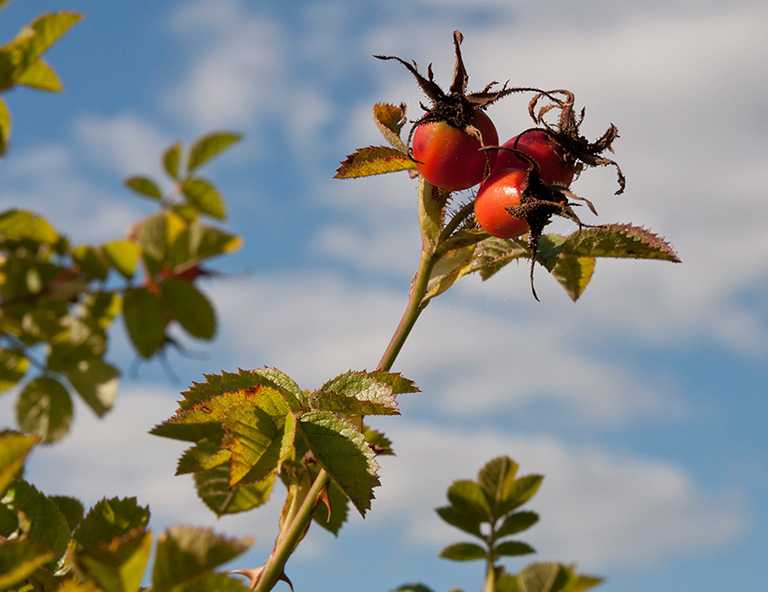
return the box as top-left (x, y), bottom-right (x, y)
top-left (253, 469), bottom-right (330, 592)
top-left (252, 179), bottom-right (472, 590)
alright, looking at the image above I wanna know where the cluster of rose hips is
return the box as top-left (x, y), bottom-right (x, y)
top-left (378, 31), bottom-right (623, 243)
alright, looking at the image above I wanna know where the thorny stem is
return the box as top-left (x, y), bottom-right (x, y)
top-left (252, 469), bottom-right (330, 592)
top-left (254, 178), bottom-right (471, 591)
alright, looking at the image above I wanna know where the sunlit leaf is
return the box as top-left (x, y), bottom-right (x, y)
top-left (16, 58), bottom-right (61, 91)
top-left (0, 539), bottom-right (55, 589)
top-left (0, 348), bottom-right (28, 393)
top-left (419, 178), bottom-right (449, 253)
top-left (181, 178), bottom-right (226, 219)
top-left (0, 96), bottom-right (10, 154)
top-left (68, 358), bottom-right (119, 417)
top-left (187, 132), bottom-right (242, 172)
top-left (373, 102), bottom-right (409, 152)
top-left (0, 210), bottom-right (58, 243)
top-left (125, 176), bottom-right (163, 201)
top-left (224, 402), bottom-right (283, 486)
top-left (16, 375), bottom-right (72, 442)
top-left (477, 456), bottom-right (518, 518)
top-left (0, 432), bottom-right (37, 495)
top-left (550, 256), bottom-right (596, 302)
top-left (561, 224), bottom-right (680, 262)
top-left (176, 436), bottom-right (230, 476)
top-left (334, 145), bottom-right (416, 179)
top-left (73, 497), bottom-right (150, 549)
top-left (21, 12), bottom-right (83, 63)
top-left (102, 240), bottom-right (140, 278)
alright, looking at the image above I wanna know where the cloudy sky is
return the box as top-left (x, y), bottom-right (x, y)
top-left (2, 1), bottom-right (767, 591)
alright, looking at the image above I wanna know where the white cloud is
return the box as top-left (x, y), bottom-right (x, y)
top-left (369, 421), bottom-right (746, 569)
top-left (73, 113), bottom-right (171, 178)
top-left (0, 143), bottom-right (141, 243)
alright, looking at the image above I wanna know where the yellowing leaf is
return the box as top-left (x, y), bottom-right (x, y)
top-left (334, 145), bottom-right (416, 179)
top-left (102, 240), bottom-right (140, 278)
top-left (15, 58), bottom-right (62, 91)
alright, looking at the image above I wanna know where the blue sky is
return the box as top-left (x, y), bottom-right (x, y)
top-left (1, 1), bottom-right (768, 591)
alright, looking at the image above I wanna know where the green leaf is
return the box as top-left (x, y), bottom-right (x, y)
top-left (224, 402), bottom-right (283, 486)
top-left (0, 210), bottom-right (58, 244)
top-left (124, 176), bottom-right (163, 201)
top-left (187, 132), bottom-right (242, 172)
top-left (561, 224), bottom-right (680, 262)
top-left (161, 279), bottom-right (216, 340)
top-left (514, 562), bottom-right (603, 592)
top-left (102, 240), bottom-right (141, 278)
top-left (151, 525), bottom-right (251, 591)
top-left (447, 480), bottom-right (493, 523)
top-left (334, 145), bottom-right (416, 179)
top-left (0, 348), bottom-right (28, 393)
top-left (502, 474), bottom-right (543, 514)
top-left (0, 96), bottom-right (10, 154)
top-left (0, 432), bottom-right (37, 495)
top-left (424, 244), bottom-right (476, 302)
top-left (21, 12), bottom-right (83, 64)
top-left (176, 436), bottom-right (230, 475)
top-left (495, 511), bottom-right (539, 540)
top-left (80, 291), bottom-right (122, 330)
top-left (0, 539), bottom-right (55, 589)
top-left (16, 375), bottom-right (72, 442)
top-left (418, 178), bottom-right (449, 254)
top-left (152, 386), bottom-right (288, 442)
top-left (435, 505), bottom-right (483, 539)
top-left (495, 540), bottom-right (535, 557)
top-left (478, 456), bottom-right (518, 518)
top-left (551, 256), bottom-right (596, 302)
top-left (122, 287), bottom-right (166, 358)
top-left (163, 142), bottom-right (182, 180)
top-left (175, 368), bottom-right (300, 412)
top-left (298, 411), bottom-right (380, 516)
top-left (5, 480), bottom-right (70, 560)
top-left (473, 237), bottom-right (529, 281)
top-left (71, 245), bottom-right (110, 281)
top-left (50, 495), bottom-right (84, 533)
top-left (391, 585), bottom-right (434, 592)
top-left (181, 178), bottom-right (226, 219)
top-left (313, 370), bottom-right (404, 416)
top-left (194, 463), bottom-right (274, 516)
top-left (73, 528), bottom-right (152, 592)
top-left (373, 102), bottom-right (409, 152)
top-left (16, 58), bottom-right (62, 91)
top-left (438, 542), bottom-right (487, 562)
top-left (73, 497), bottom-right (150, 549)
top-left (68, 358), bottom-right (119, 417)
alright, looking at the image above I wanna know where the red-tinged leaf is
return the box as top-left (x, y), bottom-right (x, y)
top-left (298, 412), bottom-right (380, 516)
top-left (335, 145), bottom-right (416, 179)
top-left (438, 542), bottom-right (487, 562)
top-left (561, 224), bottom-right (680, 262)
top-left (373, 102), bottom-right (409, 152)
top-left (151, 387), bottom-right (284, 442)
top-left (177, 368), bottom-right (300, 412)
